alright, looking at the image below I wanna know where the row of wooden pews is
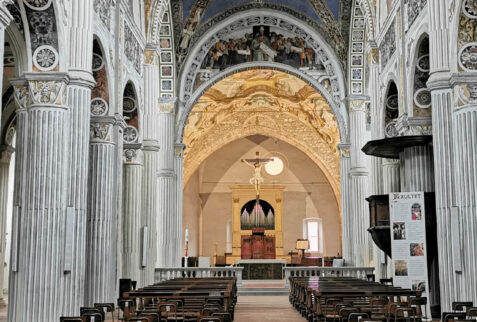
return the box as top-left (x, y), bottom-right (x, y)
top-left (442, 301), bottom-right (477, 322)
top-left (119, 277), bottom-right (237, 322)
top-left (289, 276), bottom-right (427, 322)
top-left (60, 303), bottom-right (115, 321)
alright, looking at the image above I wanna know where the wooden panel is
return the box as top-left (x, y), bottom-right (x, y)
top-left (264, 236), bottom-right (275, 259)
top-left (241, 236), bottom-right (252, 259)
top-left (252, 236), bottom-right (264, 259)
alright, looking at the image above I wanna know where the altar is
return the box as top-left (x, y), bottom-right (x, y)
top-left (237, 259), bottom-right (286, 280)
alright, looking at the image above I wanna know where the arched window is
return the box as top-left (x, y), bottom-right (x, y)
top-left (303, 218), bottom-right (323, 254)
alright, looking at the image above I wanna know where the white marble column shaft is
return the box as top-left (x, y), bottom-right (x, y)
top-left (428, 0), bottom-right (456, 310)
top-left (0, 147), bottom-right (12, 300)
top-left (85, 123), bottom-right (116, 306)
top-left (8, 75), bottom-right (70, 321)
top-left (452, 103), bottom-right (477, 304)
top-left (63, 1), bottom-right (95, 314)
top-left (348, 102), bottom-right (371, 267)
top-left (122, 154), bottom-right (143, 283)
top-left (141, 146), bottom-right (158, 286)
top-left (156, 98), bottom-right (177, 268)
top-left (173, 144), bottom-right (185, 267)
top-left (339, 145), bottom-right (352, 264)
top-left (382, 159), bottom-right (400, 193)
top-left (399, 145), bottom-right (434, 193)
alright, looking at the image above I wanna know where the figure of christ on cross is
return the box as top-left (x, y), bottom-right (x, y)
top-left (241, 151), bottom-right (274, 197)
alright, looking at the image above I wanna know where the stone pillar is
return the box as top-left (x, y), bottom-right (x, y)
top-left (338, 144), bottom-right (352, 264)
top-left (348, 100), bottom-right (371, 267)
top-left (8, 74), bottom-right (70, 321)
top-left (140, 47), bottom-right (160, 285)
top-left (367, 43), bottom-right (384, 196)
top-left (428, 0), bottom-right (455, 311)
top-left (452, 85), bottom-right (477, 305)
top-left (382, 159), bottom-right (400, 193)
top-left (0, 6), bottom-right (12, 133)
top-left (64, 0), bottom-right (95, 314)
top-left (173, 144), bottom-right (185, 267)
top-left (122, 148), bottom-right (143, 283)
top-left (85, 116), bottom-right (118, 305)
top-left (0, 145), bottom-right (13, 299)
top-left (399, 145), bottom-right (434, 193)
top-left (156, 98), bottom-right (176, 267)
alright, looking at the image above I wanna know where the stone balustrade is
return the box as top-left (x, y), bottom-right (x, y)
top-left (155, 267), bottom-right (244, 286)
top-left (283, 266), bottom-right (375, 286)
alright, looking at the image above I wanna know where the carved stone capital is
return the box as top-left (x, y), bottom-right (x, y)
top-left (0, 145), bottom-right (14, 164)
top-left (158, 97), bottom-right (177, 113)
top-left (90, 121), bottom-right (114, 142)
top-left (174, 143), bottom-right (186, 159)
top-left (338, 144), bottom-right (351, 159)
top-left (395, 114), bottom-right (433, 136)
top-left (348, 99), bottom-right (366, 112)
top-left (11, 73), bottom-right (69, 108)
top-left (123, 146), bottom-right (143, 165)
top-left (144, 44), bottom-right (160, 65)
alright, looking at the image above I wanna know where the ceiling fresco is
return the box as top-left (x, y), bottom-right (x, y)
top-left (183, 69), bottom-right (341, 199)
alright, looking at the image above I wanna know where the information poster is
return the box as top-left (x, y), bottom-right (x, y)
top-left (389, 192), bottom-right (430, 317)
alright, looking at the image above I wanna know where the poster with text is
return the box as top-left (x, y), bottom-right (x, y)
top-left (389, 192), bottom-right (430, 317)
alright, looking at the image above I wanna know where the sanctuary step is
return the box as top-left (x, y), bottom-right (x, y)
top-left (238, 280), bottom-right (289, 296)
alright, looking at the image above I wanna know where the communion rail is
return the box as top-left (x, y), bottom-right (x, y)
top-left (155, 267), bottom-right (244, 286)
top-left (283, 266), bottom-right (375, 286)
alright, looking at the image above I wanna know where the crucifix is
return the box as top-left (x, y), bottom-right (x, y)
top-left (241, 151), bottom-right (274, 198)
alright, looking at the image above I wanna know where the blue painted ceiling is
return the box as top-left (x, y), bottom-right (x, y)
top-left (183, 0), bottom-right (340, 23)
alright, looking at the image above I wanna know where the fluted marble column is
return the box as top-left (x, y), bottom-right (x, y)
top-left (122, 148), bottom-right (143, 283)
top-left (140, 48), bottom-right (160, 285)
top-left (0, 145), bottom-right (13, 299)
top-left (156, 98), bottom-right (177, 268)
top-left (348, 100), bottom-right (371, 267)
top-left (453, 98), bottom-right (477, 305)
top-left (173, 144), bottom-right (185, 267)
top-left (428, 0), bottom-right (456, 311)
top-left (8, 74), bottom-right (70, 321)
top-left (382, 159), bottom-right (400, 193)
top-left (399, 145), bottom-right (434, 192)
top-left (63, 1), bottom-right (95, 314)
top-left (338, 144), bottom-right (352, 264)
top-left (85, 117), bottom-right (118, 305)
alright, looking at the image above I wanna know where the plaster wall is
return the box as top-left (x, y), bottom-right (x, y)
top-left (183, 135), bottom-right (340, 261)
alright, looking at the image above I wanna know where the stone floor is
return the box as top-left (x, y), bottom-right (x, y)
top-left (234, 295), bottom-right (305, 321)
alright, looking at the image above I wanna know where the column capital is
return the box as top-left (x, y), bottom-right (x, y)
top-left (144, 43), bottom-right (160, 65)
top-left (0, 145), bottom-right (14, 164)
top-left (11, 72), bottom-right (70, 108)
top-left (90, 115), bottom-right (124, 143)
top-left (365, 41), bottom-right (379, 65)
top-left (347, 98), bottom-right (367, 112)
top-left (174, 143), bottom-right (186, 159)
top-left (123, 146), bottom-right (143, 165)
top-left (338, 143), bottom-right (351, 158)
top-left (157, 97), bottom-right (177, 113)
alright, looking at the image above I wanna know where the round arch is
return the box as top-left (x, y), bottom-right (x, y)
top-left (176, 7), bottom-right (349, 140)
top-left (183, 125), bottom-right (341, 210)
top-left (177, 62), bottom-right (348, 144)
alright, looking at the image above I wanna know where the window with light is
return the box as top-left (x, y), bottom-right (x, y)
top-left (304, 219), bottom-right (323, 253)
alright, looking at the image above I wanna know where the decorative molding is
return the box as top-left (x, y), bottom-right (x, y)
top-left (174, 143), bottom-right (185, 159)
top-left (124, 21), bottom-right (142, 74)
top-left (91, 98), bottom-right (109, 116)
top-left (157, 97), bottom-right (176, 113)
top-left (123, 147), bottom-right (143, 164)
top-left (11, 73), bottom-right (69, 107)
top-left (379, 19), bottom-right (396, 70)
top-left (90, 121), bottom-right (113, 142)
top-left (406, 0), bottom-right (428, 29)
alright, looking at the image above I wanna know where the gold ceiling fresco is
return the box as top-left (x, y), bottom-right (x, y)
top-left (183, 69), bottom-right (341, 199)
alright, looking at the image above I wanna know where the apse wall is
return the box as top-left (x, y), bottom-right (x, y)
top-left (183, 135), bottom-right (340, 260)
